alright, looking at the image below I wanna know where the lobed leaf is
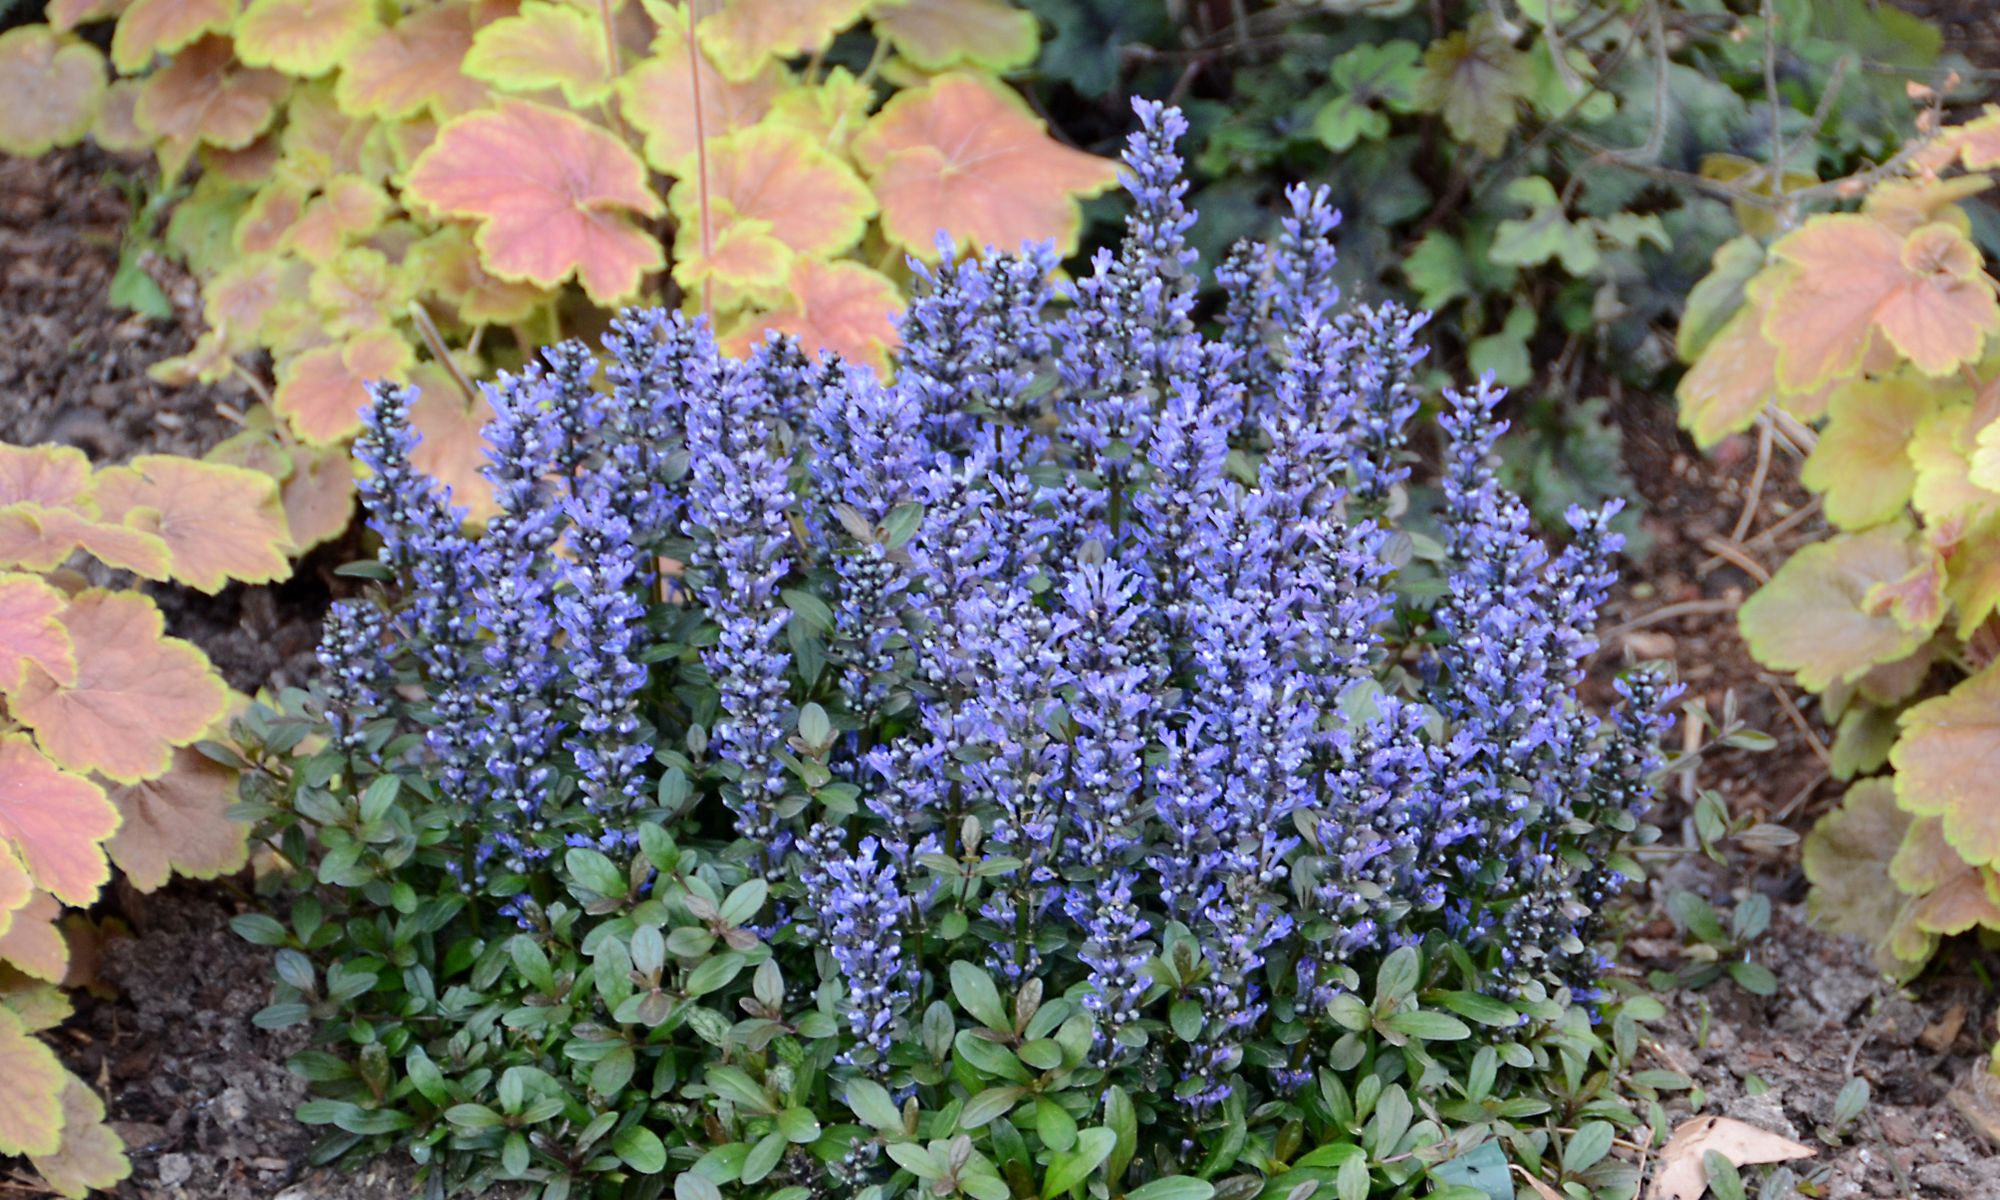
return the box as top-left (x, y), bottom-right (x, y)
top-left (0, 27), bottom-right (107, 158)
top-left (233, 0), bottom-right (375, 77)
top-left (870, 0), bottom-right (1039, 72)
top-left (852, 73), bottom-right (1117, 259)
top-left (1802, 779), bottom-right (1934, 978)
top-left (283, 176), bottom-right (390, 264)
top-left (0, 892), bottom-right (67, 982)
top-left (1890, 815), bottom-right (2000, 937)
top-left (0, 1005), bottom-right (64, 1157)
top-left (0, 844), bottom-right (27, 937)
top-left (404, 99), bottom-right (663, 304)
top-left (619, 15), bottom-right (784, 174)
top-left (275, 329), bottom-right (414, 445)
top-left (134, 34), bottom-right (289, 173)
top-left (0, 503), bottom-right (170, 580)
top-left (10, 590), bottom-right (230, 784)
top-left (1413, 14), bottom-right (1528, 157)
top-left (1765, 215), bottom-right (2000, 392)
top-left (91, 454), bottom-right (294, 592)
top-left (0, 735), bottom-right (117, 908)
top-left (0, 445), bottom-right (92, 510)
top-left (724, 258), bottom-right (900, 374)
top-left (412, 226), bottom-right (547, 325)
top-left (27, 1074), bottom-right (130, 1199)
top-left (407, 368), bottom-right (501, 526)
top-left (103, 745), bottom-right (249, 892)
top-left (0, 573), bottom-right (77, 694)
top-left (695, 0), bottom-right (867, 83)
top-left (1737, 527), bottom-right (1934, 692)
top-left (1891, 664), bottom-right (2000, 869)
top-left (335, 1), bottom-right (489, 121)
top-left (673, 125), bottom-right (873, 302)
top-left (1800, 378), bottom-right (1935, 530)
top-left (110, 0), bottom-right (238, 72)
top-left (464, 1), bottom-right (616, 107)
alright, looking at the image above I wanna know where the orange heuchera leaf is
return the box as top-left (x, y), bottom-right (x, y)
top-left (1736, 526), bottom-right (1934, 693)
top-left (0, 504), bottom-right (171, 581)
top-left (280, 442), bottom-right (358, 551)
top-left (694, 125), bottom-right (875, 259)
top-left (134, 35), bottom-right (289, 167)
top-left (92, 78), bottom-right (149, 152)
top-left (233, 0), bottom-right (375, 77)
top-left (0, 1005), bottom-right (64, 1157)
top-left (762, 66), bottom-right (872, 156)
top-left (48, 0), bottom-right (131, 32)
top-left (405, 99), bottom-right (664, 304)
top-left (0, 892), bottom-right (66, 982)
top-left (102, 747), bottom-right (247, 892)
top-left (726, 259), bottom-right (900, 375)
top-left (283, 176), bottom-right (390, 263)
top-left (109, 0), bottom-right (238, 71)
top-left (411, 226), bottom-right (546, 324)
top-left (0, 845), bottom-right (28, 937)
top-left (278, 80), bottom-right (377, 185)
top-left (0, 27), bottom-right (107, 158)
top-left (0, 574), bottom-right (76, 694)
top-left (234, 176), bottom-right (308, 255)
top-left (276, 329), bottom-right (414, 444)
top-left (1675, 304), bottom-right (1775, 449)
top-left (335, 1), bottom-right (489, 121)
top-left (309, 245), bottom-right (416, 336)
top-left (204, 252), bottom-right (306, 351)
top-left (464, 1), bottom-right (616, 107)
top-left (675, 219), bottom-right (793, 306)
top-left (1765, 215), bottom-right (2000, 391)
top-left (408, 367), bottom-right (500, 525)
top-left (1891, 816), bottom-right (2000, 936)
top-left (1892, 664), bottom-right (2000, 869)
top-left (619, 14), bottom-right (783, 173)
top-left (0, 445), bottom-right (91, 510)
top-left (0, 735), bottom-right (117, 906)
top-left (10, 591), bottom-right (230, 784)
top-left (28, 1074), bottom-right (130, 1200)
top-left (869, 0), bottom-right (1038, 72)
top-left (1952, 105), bottom-right (2000, 171)
top-left (696, 0), bottom-right (867, 83)
top-left (852, 73), bottom-right (1118, 259)
top-left (90, 455), bottom-right (293, 593)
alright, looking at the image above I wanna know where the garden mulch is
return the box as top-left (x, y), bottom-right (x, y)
top-left (4, 145), bottom-right (1998, 1199)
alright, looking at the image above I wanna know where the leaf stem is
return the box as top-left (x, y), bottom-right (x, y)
top-left (686, 0), bottom-right (715, 322)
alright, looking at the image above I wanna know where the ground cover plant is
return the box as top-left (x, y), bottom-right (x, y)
top-left (0, 443), bottom-right (289, 1195)
top-left (1674, 104), bottom-right (2000, 1059)
top-left (1052, 0), bottom-right (1948, 537)
top-left (0, 0), bottom-right (1111, 547)
top-left (228, 100), bottom-right (1688, 1199)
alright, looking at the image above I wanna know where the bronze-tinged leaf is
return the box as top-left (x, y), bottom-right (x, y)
top-left (404, 99), bottom-right (664, 304)
top-left (233, 0), bottom-right (374, 77)
top-left (134, 34), bottom-right (289, 172)
top-left (0, 737), bottom-right (116, 908)
top-left (10, 591), bottom-right (229, 784)
top-left (1892, 816), bottom-right (2000, 936)
top-left (279, 442), bottom-right (357, 552)
top-left (1413, 14), bottom-right (1529, 157)
top-left (335, 1), bottom-right (489, 121)
top-left (618, 10), bottom-right (783, 174)
top-left (0, 445), bottom-right (91, 510)
top-left (1766, 215), bottom-right (2000, 392)
top-left (0, 845), bottom-right (28, 937)
top-left (1800, 378), bottom-right (1936, 530)
top-left (851, 72), bottom-right (1117, 259)
top-left (463, 0), bottom-right (616, 106)
top-left (0, 503), bottom-right (171, 580)
top-left (274, 329), bottom-right (415, 445)
top-left (0, 892), bottom-right (67, 982)
top-left (109, 0), bottom-right (238, 71)
top-left (407, 368), bottom-right (500, 526)
top-left (1802, 779), bottom-right (1933, 979)
top-left (869, 0), bottom-right (1038, 72)
top-left (0, 573), bottom-right (76, 694)
top-left (0, 27), bottom-right (107, 158)
top-left (695, 0), bottom-right (867, 82)
top-left (90, 455), bottom-right (293, 593)
top-left (0, 1005), bottom-right (64, 1157)
top-left (102, 746), bottom-right (247, 892)
top-left (724, 258), bottom-right (900, 375)
top-left (410, 225), bottom-right (546, 325)
top-left (27, 1074), bottom-right (130, 1199)
top-left (1892, 665), bottom-right (2000, 868)
top-left (1737, 526), bottom-right (1934, 692)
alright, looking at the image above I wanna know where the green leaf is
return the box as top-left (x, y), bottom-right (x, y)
top-left (1169, 998), bottom-right (1204, 1042)
top-left (1375, 945), bottom-right (1420, 1004)
top-left (110, 249), bottom-right (174, 320)
top-left (1036, 1097), bottom-right (1078, 1152)
top-left (445, 1103), bottom-right (505, 1129)
top-left (1429, 1141), bottom-right (1511, 1200)
top-left (1491, 176), bottom-right (1599, 275)
top-left (959, 1086), bottom-right (1025, 1129)
top-left (685, 952), bottom-right (747, 998)
top-left (1124, 1179), bottom-right (1215, 1200)
top-left (1563, 1120), bottom-right (1614, 1173)
top-left (1414, 14), bottom-right (1530, 156)
top-left (1802, 380), bottom-right (1937, 530)
top-left (1677, 235), bottom-right (1765, 362)
top-left (1104, 1084), bottom-right (1137, 1183)
top-left (231, 913), bottom-right (291, 947)
top-left (1384, 1010), bottom-right (1473, 1041)
top-left (777, 1107), bottom-right (821, 1143)
top-left (955, 1030), bottom-right (1031, 1082)
top-left (1728, 960), bottom-right (1779, 995)
top-left (742, 1131), bottom-right (787, 1184)
top-left (565, 847), bottom-right (625, 899)
top-left (706, 1065), bottom-right (776, 1114)
top-left (1438, 991), bottom-right (1518, 1028)
top-left (1467, 302), bottom-right (1535, 388)
top-left (844, 1079), bottom-right (904, 1132)
top-left (1040, 1127), bottom-right (1116, 1198)
top-left (951, 960), bottom-right (1010, 1030)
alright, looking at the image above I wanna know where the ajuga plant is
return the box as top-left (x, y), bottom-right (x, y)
top-left (1677, 106), bottom-right (2000, 1015)
top-left (0, 443), bottom-right (288, 1196)
top-left (0, 0), bottom-right (1111, 550)
top-left (236, 102), bottom-right (1678, 1200)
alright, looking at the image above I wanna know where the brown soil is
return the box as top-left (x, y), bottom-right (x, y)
top-left (4, 144), bottom-right (1998, 1198)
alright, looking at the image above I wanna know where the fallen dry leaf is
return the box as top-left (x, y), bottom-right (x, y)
top-left (1650, 1116), bottom-right (1815, 1200)
top-left (1511, 1164), bottom-right (1565, 1200)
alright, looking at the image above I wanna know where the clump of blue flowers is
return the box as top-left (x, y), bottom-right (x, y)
top-left (252, 100), bottom-right (1673, 1200)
